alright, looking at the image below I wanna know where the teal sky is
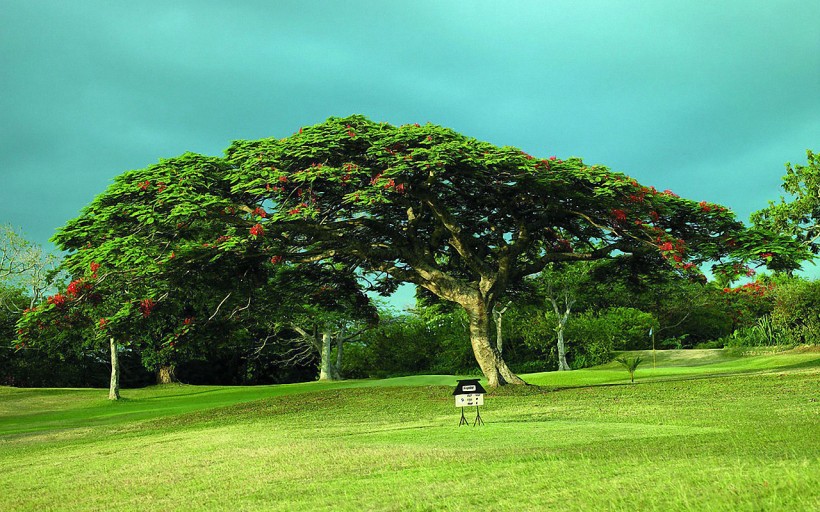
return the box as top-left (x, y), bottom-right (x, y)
top-left (2, 1), bottom-right (819, 301)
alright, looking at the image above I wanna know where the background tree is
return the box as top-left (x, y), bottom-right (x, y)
top-left (752, 150), bottom-right (820, 258)
top-left (1, 224), bottom-right (59, 311)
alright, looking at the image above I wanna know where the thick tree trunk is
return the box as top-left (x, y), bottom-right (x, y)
top-left (318, 331), bottom-right (333, 381)
top-left (156, 365), bottom-right (176, 384)
top-left (465, 301), bottom-right (526, 387)
top-left (108, 338), bottom-right (120, 400)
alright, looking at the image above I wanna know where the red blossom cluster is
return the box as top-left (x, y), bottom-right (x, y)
top-left (759, 252), bottom-right (775, 259)
top-left (249, 224), bottom-right (265, 237)
top-left (270, 255), bottom-right (284, 265)
top-left (90, 261), bottom-right (100, 277)
top-left (612, 209), bottom-right (628, 222)
top-left (183, 317), bottom-right (194, 325)
top-left (662, 189), bottom-right (679, 198)
top-left (139, 299), bottom-right (156, 318)
top-left (47, 294), bottom-right (67, 308)
top-left (723, 282), bottom-right (773, 297)
top-left (66, 280), bottom-right (81, 297)
top-left (215, 235), bottom-right (232, 244)
top-left (98, 318), bottom-right (108, 329)
top-left (252, 207), bottom-right (267, 218)
top-left (346, 124), bottom-right (355, 138)
top-left (139, 180), bottom-right (150, 191)
top-left (157, 182), bottom-right (167, 193)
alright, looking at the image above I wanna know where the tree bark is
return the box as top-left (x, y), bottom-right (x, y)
top-left (156, 365), bottom-right (176, 384)
top-left (332, 332), bottom-right (344, 380)
top-left (492, 301), bottom-right (511, 355)
top-left (549, 297), bottom-right (573, 371)
top-left (318, 331), bottom-right (333, 380)
top-left (108, 337), bottom-right (120, 400)
top-left (556, 315), bottom-right (571, 371)
top-left (465, 300), bottom-right (526, 387)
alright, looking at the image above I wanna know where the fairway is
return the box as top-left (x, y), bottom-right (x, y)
top-left (1, 349), bottom-right (819, 511)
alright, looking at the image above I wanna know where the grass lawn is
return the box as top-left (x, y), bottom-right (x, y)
top-left (1, 348), bottom-right (818, 511)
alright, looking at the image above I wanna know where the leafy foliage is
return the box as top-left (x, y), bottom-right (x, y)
top-left (752, 150), bottom-right (820, 257)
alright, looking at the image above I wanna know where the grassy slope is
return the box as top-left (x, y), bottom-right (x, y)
top-left (1, 349), bottom-right (818, 511)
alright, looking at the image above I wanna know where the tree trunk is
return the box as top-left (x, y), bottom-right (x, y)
top-left (156, 365), bottom-right (176, 384)
top-left (108, 337), bottom-right (120, 400)
top-left (492, 302), bottom-right (511, 356)
top-left (465, 301), bottom-right (526, 387)
top-left (549, 297), bottom-right (573, 371)
top-left (318, 331), bottom-right (333, 380)
top-left (556, 315), bottom-right (571, 371)
top-left (331, 333), bottom-right (344, 380)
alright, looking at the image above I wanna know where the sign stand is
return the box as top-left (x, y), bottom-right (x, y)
top-left (453, 379), bottom-right (488, 427)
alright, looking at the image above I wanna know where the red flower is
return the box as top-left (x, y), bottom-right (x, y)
top-left (139, 180), bottom-right (150, 191)
top-left (90, 262), bottom-right (100, 276)
top-left (66, 279), bottom-right (83, 297)
top-left (288, 208), bottom-right (301, 215)
top-left (270, 255), bottom-right (284, 265)
top-left (183, 317), bottom-right (193, 325)
top-left (278, 176), bottom-right (288, 183)
top-left (549, 156), bottom-right (557, 161)
top-left (249, 224), bottom-right (265, 237)
top-left (395, 183), bottom-right (406, 193)
top-left (98, 318), bottom-right (108, 329)
top-left (659, 242), bottom-right (674, 252)
top-left (672, 254), bottom-right (683, 263)
top-left (759, 252), bottom-right (775, 259)
top-left (157, 182), bottom-right (167, 193)
top-left (139, 299), bottom-right (156, 318)
top-left (699, 201), bottom-right (712, 212)
top-left (612, 209), bottom-right (627, 221)
top-left (663, 189), bottom-right (679, 198)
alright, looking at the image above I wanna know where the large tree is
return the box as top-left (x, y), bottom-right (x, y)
top-left (219, 116), bottom-right (796, 386)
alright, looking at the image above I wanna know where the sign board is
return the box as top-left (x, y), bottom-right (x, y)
top-left (452, 379), bottom-right (487, 396)
top-left (455, 393), bottom-right (484, 407)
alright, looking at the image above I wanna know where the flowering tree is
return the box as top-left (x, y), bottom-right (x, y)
top-left (219, 115), bottom-right (800, 386)
top-left (20, 117), bottom-right (806, 390)
top-left (16, 153), bottom-right (377, 395)
top-left (15, 154), bottom-right (246, 397)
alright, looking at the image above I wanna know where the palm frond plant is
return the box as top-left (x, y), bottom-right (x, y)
top-left (615, 355), bottom-right (643, 383)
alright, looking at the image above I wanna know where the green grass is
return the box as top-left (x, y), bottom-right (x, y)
top-left (1, 348), bottom-right (819, 511)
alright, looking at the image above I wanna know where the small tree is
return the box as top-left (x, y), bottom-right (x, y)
top-left (615, 355), bottom-right (643, 383)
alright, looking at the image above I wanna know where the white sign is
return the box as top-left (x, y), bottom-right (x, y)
top-left (462, 385), bottom-right (476, 392)
top-left (455, 393), bottom-right (484, 407)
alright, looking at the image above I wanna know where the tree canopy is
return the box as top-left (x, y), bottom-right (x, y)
top-left (17, 116), bottom-right (808, 388)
